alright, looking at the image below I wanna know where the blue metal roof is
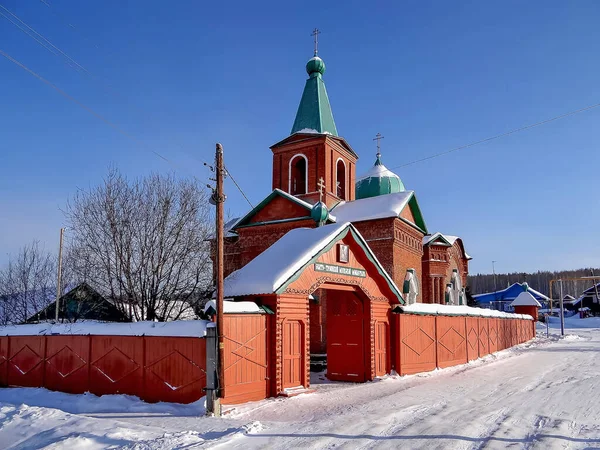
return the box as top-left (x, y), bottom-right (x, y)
top-left (473, 282), bottom-right (549, 304)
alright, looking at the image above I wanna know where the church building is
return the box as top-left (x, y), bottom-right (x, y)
top-left (221, 43), bottom-right (472, 397)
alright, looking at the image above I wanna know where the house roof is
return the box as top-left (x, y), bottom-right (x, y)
top-left (511, 291), bottom-right (542, 307)
top-left (223, 222), bottom-right (404, 302)
top-left (473, 282), bottom-right (550, 303)
top-left (329, 191), bottom-right (427, 234)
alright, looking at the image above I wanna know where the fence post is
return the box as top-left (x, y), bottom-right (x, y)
top-left (42, 336), bottom-right (48, 389)
top-left (142, 336), bottom-right (147, 402)
top-left (434, 316), bottom-right (439, 369)
top-left (5, 336), bottom-right (10, 386)
top-left (87, 335), bottom-right (92, 392)
top-left (465, 316), bottom-right (469, 360)
top-left (205, 326), bottom-right (221, 416)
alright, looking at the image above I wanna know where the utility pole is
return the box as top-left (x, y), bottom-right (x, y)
top-left (559, 279), bottom-right (565, 336)
top-left (492, 260), bottom-right (497, 309)
top-left (55, 227), bottom-right (65, 322)
top-left (207, 143), bottom-right (225, 417)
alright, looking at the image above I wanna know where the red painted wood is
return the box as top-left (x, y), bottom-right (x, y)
top-left (143, 336), bottom-right (206, 404)
top-left (8, 336), bottom-right (45, 388)
top-left (478, 318), bottom-right (490, 357)
top-left (397, 314), bottom-right (436, 375)
top-left (222, 314), bottom-right (267, 405)
top-left (465, 317), bottom-right (479, 362)
top-left (374, 321), bottom-right (388, 377)
top-left (44, 336), bottom-right (90, 395)
top-left (0, 336), bottom-right (8, 386)
top-left (282, 320), bottom-right (303, 388)
top-left (436, 316), bottom-right (468, 369)
top-left (327, 292), bottom-right (365, 382)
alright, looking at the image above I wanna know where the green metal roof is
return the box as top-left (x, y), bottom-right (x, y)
top-left (290, 56), bottom-right (338, 136)
top-left (355, 154), bottom-right (405, 200)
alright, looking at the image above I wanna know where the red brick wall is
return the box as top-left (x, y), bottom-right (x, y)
top-left (421, 240), bottom-right (470, 303)
top-left (223, 219), bottom-right (316, 278)
top-left (352, 218), bottom-right (425, 300)
top-left (250, 196), bottom-right (310, 224)
top-left (271, 135), bottom-right (357, 208)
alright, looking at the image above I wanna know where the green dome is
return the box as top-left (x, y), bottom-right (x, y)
top-left (355, 154), bottom-right (405, 200)
top-left (311, 201), bottom-right (329, 225)
top-left (306, 56), bottom-right (326, 77)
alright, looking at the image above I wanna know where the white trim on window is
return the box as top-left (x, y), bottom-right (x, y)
top-left (289, 153), bottom-right (309, 195)
top-left (335, 157), bottom-right (347, 200)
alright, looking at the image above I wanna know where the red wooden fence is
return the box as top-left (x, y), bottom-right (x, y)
top-left (0, 334), bottom-right (206, 404)
top-left (394, 315), bottom-right (533, 376)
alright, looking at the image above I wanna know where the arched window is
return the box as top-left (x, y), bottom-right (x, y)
top-left (289, 154), bottom-right (307, 195)
top-left (336, 159), bottom-right (346, 200)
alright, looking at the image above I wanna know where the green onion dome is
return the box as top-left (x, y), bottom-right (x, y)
top-left (306, 56), bottom-right (326, 77)
top-left (355, 154), bottom-right (405, 200)
top-left (310, 201), bottom-right (329, 225)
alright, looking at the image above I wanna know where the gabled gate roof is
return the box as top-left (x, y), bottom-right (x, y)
top-left (223, 222), bottom-right (403, 302)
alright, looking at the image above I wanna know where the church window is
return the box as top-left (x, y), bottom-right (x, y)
top-left (336, 158), bottom-right (347, 200)
top-left (289, 154), bottom-right (308, 195)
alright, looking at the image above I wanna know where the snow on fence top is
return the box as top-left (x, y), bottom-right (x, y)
top-left (203, 299), bottom-right (262, 314)
top-left (0, 320), bottom-right (210, 337)
top-left (399, 303), bottom-right (533, 320)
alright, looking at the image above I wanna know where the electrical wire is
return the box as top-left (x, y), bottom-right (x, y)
top-left (2, 4), bottom-right (255, 205)
top-left (357, 101), bottom-right (600, 181)
top-left (224, 165), bottom-right (254, 208)
top-left (0, 47), bottom-right (210, 185)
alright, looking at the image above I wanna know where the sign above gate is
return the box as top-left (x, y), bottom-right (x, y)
top-left (314, 262), bottom-right (366, 278)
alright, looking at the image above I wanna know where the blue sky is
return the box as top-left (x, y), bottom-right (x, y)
top-left (1, 0), bottom-right (599, 274)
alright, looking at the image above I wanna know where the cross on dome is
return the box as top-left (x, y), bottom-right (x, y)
top-left (317, 177), bottom-right (326, 202)
top-left (373, 133), bottom-right (384, 159)
top-left (311, 28), bottom-right (320, 56)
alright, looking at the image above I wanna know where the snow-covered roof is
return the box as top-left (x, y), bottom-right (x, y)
top-left (224, 222), bottom-right (403, 301)
top-left (224, 223), bottom-right (348, 297)
top-left (473, 283), bottom-right (550, 302)
top-left (511, 291), bottom-right (542, 307)
top-left (231, 189), bottom-right (336, 230)
top-left (0, 320), bottom-right (210, 337)
top-left (398, 303), bottom-right (533, 320)
top-left (358, 161), bottom-right (402, 181)
top-left (203, 299), bottom-right (262, 314)
top-left (330, 191), bottom-right (413, 223)
top-left (423, 232), bottom-right (472, 260)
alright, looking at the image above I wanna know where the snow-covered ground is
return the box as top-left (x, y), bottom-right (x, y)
top-left (1, 317), bottom-right (599, 449)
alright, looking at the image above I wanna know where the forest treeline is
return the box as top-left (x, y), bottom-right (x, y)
top-left (468, 268), bottom-right (600, 299)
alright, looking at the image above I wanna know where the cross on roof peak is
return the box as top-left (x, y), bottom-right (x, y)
top-left (311, 28), bottom-right (321, 56)
top-left (373, 133), bottom-right (384, 158)
top-left (317, 176), bottom-right (326, 202)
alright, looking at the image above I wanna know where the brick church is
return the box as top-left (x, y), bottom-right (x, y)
top-left (221, 46), bottom-right (472, 392)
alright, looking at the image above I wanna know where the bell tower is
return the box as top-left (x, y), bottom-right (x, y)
top-left (270, 31), bottom-right (358, 207)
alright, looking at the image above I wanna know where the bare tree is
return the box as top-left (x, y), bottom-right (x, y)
top-left (64, 168), bottom-right (214, 321)
top-left (0, 241), bottom-right (56, 325)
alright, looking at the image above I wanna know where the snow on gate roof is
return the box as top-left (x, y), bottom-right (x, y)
top-left (223, 222), bottom-right (404, 301)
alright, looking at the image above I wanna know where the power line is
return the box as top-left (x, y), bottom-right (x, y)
top-left (0, 47), bottom-right (210, 184)
top-left (225, 165), bottom-right (254, 208)
top-left (0, 4), bottom-right (89, 75)
top-left (2, 3), bottom-right (220, 183)
top-left (357, 101), bottom-right (600, 181)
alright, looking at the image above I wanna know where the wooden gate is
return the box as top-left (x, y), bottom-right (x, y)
top-left (327, 293), bottom-right (365, 382)
top-left (282, 320), bottom-right (303, 388)
top-left (222, 314), bottom-right (268, 404)
top-left (374, 321), bottom-right (388, 376)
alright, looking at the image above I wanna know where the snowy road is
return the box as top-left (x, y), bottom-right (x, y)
top-left (0, 322), bottom-right (599, 449)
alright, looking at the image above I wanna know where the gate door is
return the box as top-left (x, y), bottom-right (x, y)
top-left (282, 320), bottom-right (303, 388)
top-left (327, 293), bottom-right (365, 382)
